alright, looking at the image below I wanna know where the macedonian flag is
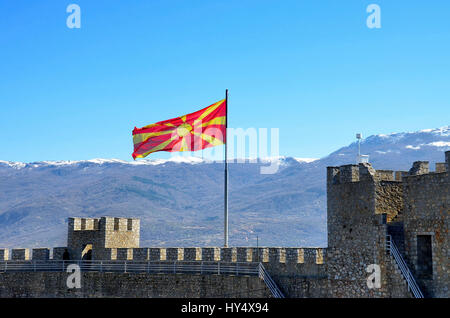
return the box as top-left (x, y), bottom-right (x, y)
top-left (132, 99), bottom-right (226, 159)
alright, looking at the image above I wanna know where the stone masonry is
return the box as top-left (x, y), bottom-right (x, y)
top-left (326, 151), bottom-right (448, 297)
top-left (67, 216), bottom-right (140, 260)
top-left (0, 151), bottom-right (448, 298)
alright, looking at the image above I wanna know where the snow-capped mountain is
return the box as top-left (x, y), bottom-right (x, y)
top-left (0, 126), bottom-right (448, 248)
top-left (0, 156), bottom-right (318, 169)
top-left (0, 156), bottom-right (206, 169)
top-left (321, 126), bottom-right (450, 170)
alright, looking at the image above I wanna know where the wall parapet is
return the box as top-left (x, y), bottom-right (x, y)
top-left (32, 248), bottom-right (50, 260)
top-left (326, 161), bottom-right (447, 185)
top-left (0, 247), bottom-right (326, 265)
top-left (435, 163), bottom-right (446, 173)
top-left (0, 249), bottom-right (9, 261)
top-left (408, 161), bottom-right (429, 176)
top-left (68, 217), bottom-right (140, 232)
top-left (11, 248), bottom-right (30, 260)
top-left (69, 217), bottom-right (100, 231)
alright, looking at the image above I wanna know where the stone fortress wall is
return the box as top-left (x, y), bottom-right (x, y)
top-left (0, 272), bottom-right (272, 298)
top-left (401, 154), bottom-right (449, 297)
top-left (0, 151), bottom-right (448, 298)
top-left (326, 162), bottom-right (409, 297)
top-left (0, 216), bottom-right (328, 297)
top-left (0, 245), bottom-right (325, 269)
top-left (326, 151), bottom-right (448, 298)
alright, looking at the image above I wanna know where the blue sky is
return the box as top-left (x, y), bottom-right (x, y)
top-left (1, 0), bottom-right (449, 162)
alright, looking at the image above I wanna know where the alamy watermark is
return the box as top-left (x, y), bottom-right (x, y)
top-left (66, 263), bottom-right (81, 289)
top-left (65, 4), bottom-right (381, 30)
top-left (366, 264), bottom-right (381, 289)
top-left (66, 4), bottom-right (81, 29)
top-left (164, 123), bottom-right (281, 174)
top-left (366, 4), bottom-right (381, 29)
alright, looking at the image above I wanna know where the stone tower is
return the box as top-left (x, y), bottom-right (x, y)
top-left (326, 151), bottom-right (449, 298)
top-left (401, 153), bottom-right (449, 297)
top-left (326, 163), bottom-right (394, 297)
top-left (67, 216), bottom-right (140, 260)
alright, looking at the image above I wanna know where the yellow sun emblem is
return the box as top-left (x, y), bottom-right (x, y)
top-left (176, 123), bottom-right (193, 137)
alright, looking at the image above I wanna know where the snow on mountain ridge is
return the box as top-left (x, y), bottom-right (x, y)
top-left (343, 126), bottom-right (450, 148)
top-left (0, 126), bottom-right (448, 169)
top-left (0, 161), bottom-right (26, 169)
top-left (372, 126), bottom-right (449, 140)
top-left (0, 157), bottom-right (208, 169)
top-left (404, 141), bottom-right (450, 151)
top-left (293, 158), bottom-right (319, 163)
top-left (0, 156), bottom-right (320, 169)
top-left (427, 141), bottom-right (450, 147)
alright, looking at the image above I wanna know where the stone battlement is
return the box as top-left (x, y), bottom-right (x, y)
top-left (328, 151), bottom-right (449, 185)
top-left (69, 217), bottom-right (139, 232)
top-left (0, 247), bottom-right (325, 266)
top-left (67, 216), bottom-right (140, 260)
top-left (326, 151), bottom-right (449, 298)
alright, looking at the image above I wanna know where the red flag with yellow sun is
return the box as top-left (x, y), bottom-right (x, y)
top-left (132, 99), bottom-right (226, 159)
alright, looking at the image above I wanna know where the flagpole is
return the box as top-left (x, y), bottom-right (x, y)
top-left (224, 89), bottom-right (229, 247)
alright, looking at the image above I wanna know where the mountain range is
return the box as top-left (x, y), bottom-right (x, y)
top-left (0, 126), bottom-right (449, 248)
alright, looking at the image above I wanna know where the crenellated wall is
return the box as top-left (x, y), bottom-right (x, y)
top-left (0, 249), bottom-right (9, 261)
top-left (0, 246), bottom-right (324, 264)
top-left (0, 246), bottom-right (326, 297)
top-left (67, 216), bottom-right (140, 260)
top-left (1, 152), bottom-right (447, 298)
top-left (402, 157), bottom-right (449, 297)
top-left (326, 151), bottom-right (449, 298)
top-left (326, 162), bottom-right (393, 297)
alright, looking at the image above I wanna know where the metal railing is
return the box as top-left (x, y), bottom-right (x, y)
top-left (386, 235), bottom-right (424, 298)
top-left (258, 263), bottom-right (284, 298)
top-left (0, 260), bottom-right (260, 276)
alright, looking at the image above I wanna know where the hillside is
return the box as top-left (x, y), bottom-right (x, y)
top-left (0, 126), bottom-right (448, 248)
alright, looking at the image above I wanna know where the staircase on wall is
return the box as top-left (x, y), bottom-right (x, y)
top-left (258, 263), bottom-right (285, 298)
top-left (386, 235), bottom-right (424, 298)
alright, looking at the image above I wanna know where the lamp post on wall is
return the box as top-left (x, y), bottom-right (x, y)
top-left (356, 133), bottom-right (362, 163)
top-left (256, 235), bottom-right (259, 262)
top-left (245, 231), bottom-right (260, 262)
top-left (356, 133), bottom-right (369, 163)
